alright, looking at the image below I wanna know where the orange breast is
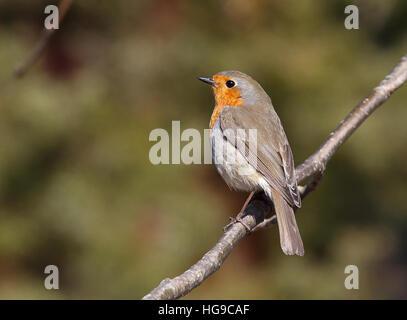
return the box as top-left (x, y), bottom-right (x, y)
top-left (209, 75), bottom-right (243, 128)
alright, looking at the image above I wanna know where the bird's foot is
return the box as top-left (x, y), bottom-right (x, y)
top-left (223, 216), bottom-right (252, 234)
top-left (223, 191), bottom-right (256, 233)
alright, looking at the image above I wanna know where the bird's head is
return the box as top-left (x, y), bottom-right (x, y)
top-left (199, 70), bottom-right (270, 128)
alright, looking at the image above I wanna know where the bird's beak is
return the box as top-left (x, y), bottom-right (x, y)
top-left (198, 77), bottom-right (216, 86)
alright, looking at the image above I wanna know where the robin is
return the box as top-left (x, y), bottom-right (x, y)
top-left (199, 71), bottom-right (304, 256)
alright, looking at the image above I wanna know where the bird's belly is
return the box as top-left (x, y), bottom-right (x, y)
top-left (210, 121), bottom-right (266, 193)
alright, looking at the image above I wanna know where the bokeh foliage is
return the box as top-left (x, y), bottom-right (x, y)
top-left (0, 0), bottom-right (407, 299)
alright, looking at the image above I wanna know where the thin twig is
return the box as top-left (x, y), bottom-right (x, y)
top-left (14, 0), bottom-right (73, 78)
top-left (142, 54), bottom-right (407, 300)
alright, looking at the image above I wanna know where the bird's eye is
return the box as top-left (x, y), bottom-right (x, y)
top-left (225, 80), bottom-right (235, 88)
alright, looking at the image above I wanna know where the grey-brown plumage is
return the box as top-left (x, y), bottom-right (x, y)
top-left (201, 70), bottom-right (304, 256)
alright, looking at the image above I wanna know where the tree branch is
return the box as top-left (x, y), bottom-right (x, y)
top-left (14, 0), bottom-right (73, 78)
top-left (142, 53), bottom-right (407, 300)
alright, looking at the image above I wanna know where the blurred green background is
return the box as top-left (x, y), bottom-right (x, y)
top-left (0, 0), bottom-right (407, 299)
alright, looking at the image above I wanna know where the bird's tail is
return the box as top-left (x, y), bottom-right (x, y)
top-left (270, 189), bottom-right (304, 256)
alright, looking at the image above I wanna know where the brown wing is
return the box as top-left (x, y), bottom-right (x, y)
top-left (219, 105), bottom-right (301, 208)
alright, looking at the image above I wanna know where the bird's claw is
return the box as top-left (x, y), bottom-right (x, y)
top-left (223, 217), bottom-right (236, 232)
top-left (223, 216), bottom-right (252, 234)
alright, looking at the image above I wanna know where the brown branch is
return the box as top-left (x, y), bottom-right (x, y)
top-left (14, 0), bottom-right (73, 78)
top-left (142, 54), bottom-right (407, 300)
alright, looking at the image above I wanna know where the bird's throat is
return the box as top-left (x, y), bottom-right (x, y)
top-left (209, 85), bottom-right (243, 128)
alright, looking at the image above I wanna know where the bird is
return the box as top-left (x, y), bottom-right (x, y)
top-left (199, 71), bottom-right (304, 256)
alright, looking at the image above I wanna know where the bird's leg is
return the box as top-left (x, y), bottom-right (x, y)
top-left (236, 190), bottom-right (255, 219)
top-left (223, 191), bottom-right (255, 233)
